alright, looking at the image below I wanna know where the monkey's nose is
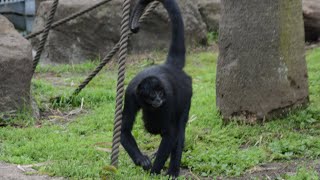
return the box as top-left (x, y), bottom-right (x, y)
top-left (152, 100), bottom-right (162, 108)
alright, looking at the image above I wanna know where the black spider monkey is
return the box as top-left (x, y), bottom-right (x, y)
top-left (121, 0), bottom-right (192, 177)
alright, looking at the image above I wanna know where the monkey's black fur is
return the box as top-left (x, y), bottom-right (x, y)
top-left (121, 0), bottom-right (192, 177)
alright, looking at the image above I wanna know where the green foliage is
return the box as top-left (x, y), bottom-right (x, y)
top-left (35, 59), bottom-right (101, 74)
top-left (1, 48), bottom-right (320, 178)
top-left (285, 166), bottom-right (319, 180)
top-left (207, 31), bottom-right (219, 44)
top-left (0, 107), bottom-right (36, 127)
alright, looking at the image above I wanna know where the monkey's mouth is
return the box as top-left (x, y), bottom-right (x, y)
top-left (151, 102), bottom-right (161, 108)
top-left (151, 100), bottom-right (163, 108)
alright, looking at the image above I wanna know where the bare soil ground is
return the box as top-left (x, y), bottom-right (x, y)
top-left (226, 159), bottom-right (320, 180)
top-left (2, 159), bottom-right (318, 180)
top-left (0, 162), bottom-right (63, 180)
top-left (178, 159), bottom-right (320, 180)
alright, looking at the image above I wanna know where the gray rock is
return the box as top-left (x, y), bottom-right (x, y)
top-left (35, 0), bottom-right (48, 12)
top-left (0, 15), bottom-right (34, 117)
top-left (198, 0), bottom-right (221, 32)
top-left (216, 0), bottom-right (309, 122)
top-left (303, 0), bottom-right (320, 41)
top-left (32, 0), bottom-right (121, 64)
top-left (131, 0), bottom-right (208, 51)
top-left (31, 0), bottom-right (207, 64)
top-left (0, 162), bottom-right (63, 180)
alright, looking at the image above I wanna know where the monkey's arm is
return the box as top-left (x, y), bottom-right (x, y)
top-left (121, 93), bottom-right (151, 170)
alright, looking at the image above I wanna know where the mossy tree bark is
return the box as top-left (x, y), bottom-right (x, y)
top-left (216, 0), bottom-right (309, 122)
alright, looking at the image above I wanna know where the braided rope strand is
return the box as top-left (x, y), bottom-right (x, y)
top-left (71, 1), bottom-right (159, 97)
top-left (110, 0), bottom-right (131, 167)
top-left (32, 0), bottom-right (59, 74)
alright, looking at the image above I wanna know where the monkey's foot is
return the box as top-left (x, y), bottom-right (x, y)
top-left (166, 168), bottom-right (180, 179)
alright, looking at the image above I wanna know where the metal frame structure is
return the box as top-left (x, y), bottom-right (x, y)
top-left (0, 0), bottom-right (35, 32)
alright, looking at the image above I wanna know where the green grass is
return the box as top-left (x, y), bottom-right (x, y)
top-left (285, 166), bottom-right (319, 180)
top-left (35, 59), bottom-right (102, 74)
top-left (207, 31), bottom-right (219, 44)
top-left (1, 48), bottom-right (320, 179)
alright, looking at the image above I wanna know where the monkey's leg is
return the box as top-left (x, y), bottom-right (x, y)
top-left (151, 125), bottom-right (177, 174)
top-left (166, 123), bottom-right (186, 177)
top-left (167, 104), bottom-right (190, 177)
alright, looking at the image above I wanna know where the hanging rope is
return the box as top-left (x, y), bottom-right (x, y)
top-left (110, 0), bottom-right (131, 167)
top-left (25, 0), bottom-right (112, 40)
top-left (32, 0), bottom-right (59, 74)
top-left (71, 1), bottom-right (159, 97)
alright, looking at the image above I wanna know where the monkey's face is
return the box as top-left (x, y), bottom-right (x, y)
top-left (146, 90), bottom-right (165, 108)
top-left (137, 77), bottom-right (166, 108)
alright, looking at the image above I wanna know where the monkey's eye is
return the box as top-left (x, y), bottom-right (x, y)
top-left (150, 92), bottom-right (156, 98)
top-left (157, 91), bottom-right (164, 97)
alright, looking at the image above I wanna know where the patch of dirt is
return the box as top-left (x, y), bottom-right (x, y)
top-left (33, 72), bottom-right (69, 87)
top-left (179, 159), bottom-right (320, 180)
top-left (2, 159), bottom-right (319, 180)
top-left (305, 41), bottom-right (320, 50)
top-left (0, 162), bottom-right (63, 180)
top-left (39, 107), bottom-right (86, 126)
top-left (227, 159), bottom-right (320, 180)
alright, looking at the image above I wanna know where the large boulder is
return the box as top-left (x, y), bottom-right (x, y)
top-left (198, 0), bottom-right (221, 32)
top-left (35, 0), bottom-right (48, 12)
top-left (216, 0), bottom-right (309, 122)
top-left (31, 0), bottom-right (207, 64)
top-left (303, 0), bottom-right (320, 42)
top-left (131, 0), bottom-right (208, 52)
top-left (0, 16), bottom-right (34, 116)
top-left (31, 0), bottom-right (121, 64)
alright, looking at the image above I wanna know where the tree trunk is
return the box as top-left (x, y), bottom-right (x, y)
top-left (216, 0), bottom-right (309, 123)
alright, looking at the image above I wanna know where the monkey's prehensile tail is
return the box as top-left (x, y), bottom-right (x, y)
top-left (130, 0), bottom-right (186, 69)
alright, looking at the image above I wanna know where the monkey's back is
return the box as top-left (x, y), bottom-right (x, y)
top-left (127, 64), bottom-right (192, 116)
top-left (128, 64), bottom-right (192, 94)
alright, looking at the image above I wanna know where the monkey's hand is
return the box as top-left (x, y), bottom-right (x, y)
top-left (134, 155), bottom-right (152, 170)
